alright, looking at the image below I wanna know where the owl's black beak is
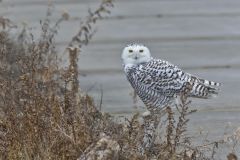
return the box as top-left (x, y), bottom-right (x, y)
top-left (134, 55), bottom-right (138, 60)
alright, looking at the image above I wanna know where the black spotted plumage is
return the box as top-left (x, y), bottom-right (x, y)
top-left (124, 59), bottom-right (220, 108)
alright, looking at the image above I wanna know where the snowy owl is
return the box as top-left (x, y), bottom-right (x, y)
top-left (121, 43), bottom-right (221, 108)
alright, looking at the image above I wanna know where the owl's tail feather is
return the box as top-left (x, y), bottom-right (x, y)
top-left (198, 78), bottom-right (221, 87)
top-left (207, 86), bottom-right (219, 98)
top-left (190, 82), bottom-right (220, 99)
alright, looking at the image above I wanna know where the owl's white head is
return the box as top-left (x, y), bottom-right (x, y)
top-left (121, 44), bottom-right (152, 66)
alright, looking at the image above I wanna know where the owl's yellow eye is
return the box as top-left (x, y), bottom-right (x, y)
top-left (129, 49), bottom-right (133, 53)
top-left (139, 49), bottom-right (144, 53)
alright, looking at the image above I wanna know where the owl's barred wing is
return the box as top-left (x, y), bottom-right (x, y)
top-left (125, 59), bottom-right (188, 107)
top-left (139, 60), bottom-right (187, 93)
top-left (126, 69), bottom-right (172, 108)
top-left (125, 59), bottom-right (220, 108)
top-left (141, 59), bottom-right (221, 99)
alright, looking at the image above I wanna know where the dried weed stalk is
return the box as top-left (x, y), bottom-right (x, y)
top-left (69, 0), bottom-right (114, 48)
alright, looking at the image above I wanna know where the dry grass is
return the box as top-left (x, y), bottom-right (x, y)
top-left (0, 1), bottom-right (239, 159)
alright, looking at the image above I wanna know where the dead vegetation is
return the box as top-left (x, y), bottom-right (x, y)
top-left (0, 0), bottom-right (239, 159)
